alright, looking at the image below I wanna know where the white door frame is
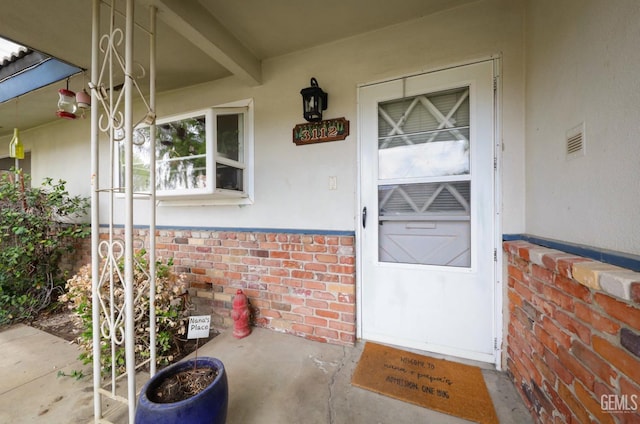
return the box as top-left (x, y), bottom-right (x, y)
top-left (355, 57), bottom-right (503, 368)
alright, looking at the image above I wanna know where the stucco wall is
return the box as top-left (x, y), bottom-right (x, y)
top-left (525, 0), bottom-right (640, 256)
top-left (1, 0), bottom-right (525, 235)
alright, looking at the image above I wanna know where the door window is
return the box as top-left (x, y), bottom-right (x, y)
top-left (377, 87), bottom-right (471, 267)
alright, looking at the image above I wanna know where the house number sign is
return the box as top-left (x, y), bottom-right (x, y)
top-left (293, 117), bottom-right (350, 146)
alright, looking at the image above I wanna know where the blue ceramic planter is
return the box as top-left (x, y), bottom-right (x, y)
top-left (135, 357), bottom-right (228, 424)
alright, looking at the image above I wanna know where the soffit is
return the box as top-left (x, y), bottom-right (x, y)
top-left (0, 0), bottom-right (476, 137)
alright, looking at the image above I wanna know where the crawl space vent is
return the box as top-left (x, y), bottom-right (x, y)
top-left (566, 123), bottom-right (585, 160)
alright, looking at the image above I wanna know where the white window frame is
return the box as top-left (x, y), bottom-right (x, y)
top-left (117, 99), bottom-right (254, 206)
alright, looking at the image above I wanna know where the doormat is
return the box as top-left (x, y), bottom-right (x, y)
top-left (351, 342), bottom-right (498, 424)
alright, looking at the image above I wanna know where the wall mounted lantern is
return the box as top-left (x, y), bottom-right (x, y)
top-left (300, 77), bottom-right (328, 122)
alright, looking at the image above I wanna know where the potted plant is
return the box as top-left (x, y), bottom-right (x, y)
top-left (135, 356), bottom-right (228, 424)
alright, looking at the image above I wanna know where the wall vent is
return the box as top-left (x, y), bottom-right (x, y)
top-left (566, 123), bottom-right (585, 160)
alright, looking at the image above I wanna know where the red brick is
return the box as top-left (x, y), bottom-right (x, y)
top-left (316, 273), bottom-right (340, 283)
top-left (304, 281), bottom-right (326, 291)
top-left (543, 284), bottom-right (575, 312)
top-left (269, 268), bottom-right (289, 277)
top-left (261, 275), bottom-right (282, 284)
top-left (533, 353), bottom-right (557, 386)
top-left (574, 380), bottom-right (616, 424)
top-left (574, 302), bottom-right (620, 335)
top-left (594, 293), bottom-right (640, 329)
top-left (291, 252), bottom-right (313, 262)
top-left (544, 348), bottom-right (574, 385)
top-left (304, 316), bottom-right (328, 327)
top-left (632, 283), bottom-right (640, 304)
top-left (313, 291), bottom-right (337, 301)
top-left (271, 301), bottom-right (291, 311)
top-left (535, 325), bottom-right (559, 354)
top-left (315, 327), bottom-right (339, 340)
top-left (556, 257), bottom-right (591, 279)
top-left (521, 349), bottom-right (542, 386)
top-left (304, 263), bottom-right (327, 272)
top-left (508, 264), bottom-right (525, 283)
top-left (292, 324), bottom-right (313, 334)
top-left (593, 381), bottom-right (615, 400)
top-left (259, 242), bottom-right (279, 250)
top-left (266, 292), bottom-right (282, 302)
top-left (329, 320), bottom-right (355, 332)
top-left (277, 312), bottom-right (302, 323)
top-left (305, 299), bottom-right (329, 309)
top-left (532, 293), bottom-right (557, 317)
top-left (555, 310), bottom-right (591, 344)
top-left (304, 244), bottom-right (327, 253)
top-left (517, 244), bottom-right (533, 261)
top-left (542, 316), bottom-right (571, 349)
top-left (619, 376), bottom-right (640, 404)
top-left (326, 236), bottom-right (339, 246)
top-left (283, 278), bottom-right (303, 288)
top-left (268, 284), bottom-right (290, 294)
top-left (291, 306), bottom-right (314, 316)
top-left (282, 260), bottom-right (302, 269)
top-left (533, 264), bottom-right (555, 285)
top-left (513, 279), bottom-right (534, 302)
top-left (508, 289), bottom-right (523, 310)
top-left (337, 294), bottom-right (354, 304)
top-left (341, 313), bottom-right (355, 323)
top-left (542, 381), bottom-right (571, 423)
top-left (340, 275), bottom-right (355, 284)
top-left (329, 302), bottom-right (355, 313)
top-left (571, 340), bottom-right (618, 386)
top-left (555, 274), bottom-right (591, 302)
top-left (593, 335), bottom-right (640, 383)
top-left (328, 264), bottom-right (355, 274)
top-left (618, 410), bottom-right (640, 424)
top-left (260, 258), bottom-right (281, 267)
top-left (305, 335), bottom-right (328, 343)
top-left (259, 309), bottom-right (282, 319)
top-left (270, 251), bottom-right (290, 259)
top-left (316, 254), bottom-right (338, 263)
top-left (340, 332), bottom-right (355, 344)
top-left (558, 348), bottom-right (595, 390)
top-left (229, 248), bottom-right (248, 256)
top-left (291, 270), bottom-right (313, 279)
top-left (557, 381), bottom-right (591, 424)
top-left (340, 236), bottom-right (354, 246)
top-left (339, 255), bottom-right (355, 265)
top-left (316, 309), bottom-right (340, 320)
top-left (282, 295), bottom-right (305, 305)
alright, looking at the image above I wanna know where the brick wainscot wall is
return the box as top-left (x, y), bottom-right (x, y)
top-left (79, 228), bottom-right (357, 346)
top-left (504, 240), bottom-right (640, 424)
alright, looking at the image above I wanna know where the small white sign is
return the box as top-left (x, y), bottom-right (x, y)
top-left (187, 315), bottom-right (211, 339)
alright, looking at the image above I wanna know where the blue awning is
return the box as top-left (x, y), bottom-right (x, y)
top-left (0, 51), bottom-right (81, 102)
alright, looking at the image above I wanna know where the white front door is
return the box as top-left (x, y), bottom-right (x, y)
top-left (358, 61), bottom-right (497, 363)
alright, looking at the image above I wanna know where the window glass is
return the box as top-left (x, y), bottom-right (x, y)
top-left (156, 115), bottom-right (207, 191)
top-left (217, 113), bottom-right (243, 162)
top-left (119, 104), bottom-right (251, 199)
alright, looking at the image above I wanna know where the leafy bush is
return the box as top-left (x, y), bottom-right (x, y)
top-left (0, 171), bottom-right (89, 324)
top-left (61, 250), bottom-right (189, 375)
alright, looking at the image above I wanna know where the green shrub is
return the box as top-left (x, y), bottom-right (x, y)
top-left (0, 171), bottom-right (89, 324)
top-left (61, 250), bottom-right (189, 375)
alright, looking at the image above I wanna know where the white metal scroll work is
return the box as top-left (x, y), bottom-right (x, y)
top-left (90, 0), bottom-right (157, 422)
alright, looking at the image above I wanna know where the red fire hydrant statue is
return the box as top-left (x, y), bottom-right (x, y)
top-left (232, 289), bottom-right (251, 339)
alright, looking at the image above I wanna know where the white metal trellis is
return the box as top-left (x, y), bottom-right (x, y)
top-left (90, 0), bottom-right (157, 422)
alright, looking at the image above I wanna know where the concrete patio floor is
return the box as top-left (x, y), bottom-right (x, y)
top-left (0, 324), bottom-right (534, 423)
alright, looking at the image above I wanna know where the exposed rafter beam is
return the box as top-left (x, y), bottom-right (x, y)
top-left (152, 0), bottom-right (262, 85)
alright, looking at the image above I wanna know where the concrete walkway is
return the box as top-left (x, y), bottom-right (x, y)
top-left (0, 324), bottom-right (534, 423)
